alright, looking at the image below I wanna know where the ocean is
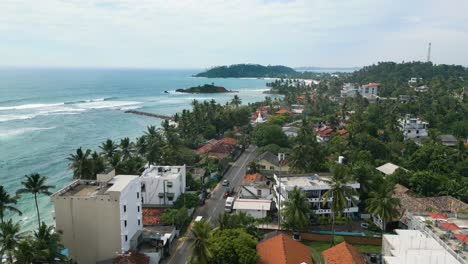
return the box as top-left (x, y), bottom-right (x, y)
top-left (0, 68), bottom-right (274, 230)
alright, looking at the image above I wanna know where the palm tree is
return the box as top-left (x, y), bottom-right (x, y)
top-left (99, 139), bottom-right (118, 162)
top-left (14, 239), bottom-right (35, 263)
top-left (282, 186), bottom-right (312, 231)
top-left (322, 164), bottom-right (357, 245)
top-left (0, 186), bottom-right (22, 223)
top-left (0, 219), bottom-right (23, 263)
top-left (231, 95), bottom-right (242, 108)
top-left (189, 220), bottom-right (212, 264)
top-left (366, 179), bottom-right (401, 236)
top-left (33, 223), bottom-right (66, 262)
top-left (67, 147), bottom-right (93, 179)
top-left (16, 174), bottom-right (55, 227)
top-left (119, 137), bottom-right (133, 161)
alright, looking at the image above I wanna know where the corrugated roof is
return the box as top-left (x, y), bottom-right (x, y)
top-left (322, 241), bottom-right (365, 264)
top-left (233, 199), bottom-right (271, 210)
top-left (376, 162), bottom-right (401, 175)
top-left (256, 233), bottom-right (313, 264)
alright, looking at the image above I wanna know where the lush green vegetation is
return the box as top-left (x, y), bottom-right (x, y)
top-left (0, 175), bottom-right (69, 263)
top-left (266, 61), bottom-right (467, 202)
top-left (189, 212), bottom-right (261, 264)
top-left (195, 64), bottom-right (298, 78)
top-left (176, 84), bottom-right (232, 93)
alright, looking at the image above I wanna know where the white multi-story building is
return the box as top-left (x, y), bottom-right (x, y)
top-left (358, 82), bottom-right (381, 98)
top-left (51, 175), bottom-right (142, 264)
top-left (273, 173), bottom-right (360, 217)
top-left (383, 230), bottom-right (460, 264)
top-left (399, 116), bottom-right (429, 140)
top-left (239, 181), bottom-right (273, 200)
top-left (340, 83), bottom-right (357, 98)
top-left (140, 165), bottom-right (186, 206)
top-left (341, 82), bottom-right (381, 99)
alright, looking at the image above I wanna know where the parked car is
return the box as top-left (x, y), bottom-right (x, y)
top-left (222, 179), bottom-right (230, 186)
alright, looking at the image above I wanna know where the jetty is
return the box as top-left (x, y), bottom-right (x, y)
top-left (125, 110), bottom-right (172, 120)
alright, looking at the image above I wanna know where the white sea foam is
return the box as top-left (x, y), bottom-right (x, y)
top-left (0, 103), bottom-right (65, 111)
top-left (0, 126), bottom-right (56, 138)
top-left (0, 98), bottom-right (144, 122)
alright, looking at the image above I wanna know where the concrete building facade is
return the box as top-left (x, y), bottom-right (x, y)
top-left (140, 165), bottom-right (186, 206)
top-left (51, 175), bottom-right (142, 264)
top-left (273, 173), bottom-right (360, 217)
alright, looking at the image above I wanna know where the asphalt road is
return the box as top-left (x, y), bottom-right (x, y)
top-left (162, 145), bottom-right (258, 264)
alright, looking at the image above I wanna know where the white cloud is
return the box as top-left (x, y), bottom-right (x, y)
top-left (0, 0), bottom-right (466, 67)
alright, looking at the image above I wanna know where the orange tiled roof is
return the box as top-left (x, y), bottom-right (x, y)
top-left (142, 208), bottom-right (165, 226)
top-left (256, 233), bottom-right (313, 264)
top-left (322, 242), bottom-right (365, 264)
top-left (114, 251), bottom-right (149, 264)
top-left (336, 129), bottom-right (349, 136)
top-left (220, 137), bottom-right (238, 146)
top-left (275, 109), bottom-right (292, 114)
top-left (244, 173), bottom-right (263, 181)
top-left (196, 137), bottom-right (237, 155)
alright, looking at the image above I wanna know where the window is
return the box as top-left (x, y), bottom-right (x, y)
top-left (137, 192), bottom-right (139, 199)
top-left (260, 165), bottom-right (266, 169)
top-left (125, 235), bottom-right (128, 242)
top-left (124, 220), bottom-right (127, 227)
top-left (407, 130), bottom-right (411, 133)
top-left (138, 219), bottom-right (141, 226)
top-left (141, 184), bottom-right (146, 192)
top-left (257, 189), bottom-right (262, 196)
top-left (269, 166), bottom-right (274, 170)
top-left (123, 205), bottom-right (126, 213)
top-left (166, 182), bottom-right (173, 188)
top-left (168, 196), bottom-right (174, 201)
top-left (137, 206), bottom-right (140, 212)
top-left (141, 197), bottom-right (144, 204)
top-left (416, 130), bottom-right (419, 134)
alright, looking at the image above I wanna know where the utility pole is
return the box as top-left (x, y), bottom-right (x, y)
top-left (277, 153), bottom-right (285, 231)
top-left (427, 42), bottom-right (431, 62)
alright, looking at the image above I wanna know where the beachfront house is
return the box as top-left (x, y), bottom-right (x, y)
top-left (51, 175), bottom-right (142, 264)
top-left (140, 165), bottom-right (186, 206)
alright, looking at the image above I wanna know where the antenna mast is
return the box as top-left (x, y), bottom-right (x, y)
top-left (426, 42), bottom-right (431, 62)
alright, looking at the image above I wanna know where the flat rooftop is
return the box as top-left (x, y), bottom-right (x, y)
top-left (141, 165), bottom-right (185, 179)
top-left (52, 175), bottom-right (139, 198)
top-left (276, 173), bottom-right (359, 189)
top-left (383, 230), bottom-right (460, 264)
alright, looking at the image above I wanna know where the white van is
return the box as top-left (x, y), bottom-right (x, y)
top-left (225, 197), bottom-right (235, 212)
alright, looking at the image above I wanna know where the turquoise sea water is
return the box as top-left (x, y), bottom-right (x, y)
top-left (0, 68), bottom-right (274, 230)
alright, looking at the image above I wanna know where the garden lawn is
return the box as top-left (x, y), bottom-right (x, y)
top-left (303, 236), bottom-right (381, 264)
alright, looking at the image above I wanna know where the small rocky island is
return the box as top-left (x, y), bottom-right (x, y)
top-left (173, 84), bottom-right (234, 94)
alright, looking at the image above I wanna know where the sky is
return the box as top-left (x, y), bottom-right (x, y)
top-left (1, 0), bottom-right (467, 68)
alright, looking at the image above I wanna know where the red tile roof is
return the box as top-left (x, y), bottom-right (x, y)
top-left (428, 212), bottom-right (448, 220)
top-left (364, 82), bottom-right (381, 87)
top-left (244, 173), bottom-right (263, 181)
top-left (220, 137), bottom-right (238, 146)
top-left (275, 109), bottom-right (292, 114)
top-left (256, 233), bottom-right (313, 264)
top-left (319, 128), bottom-right (334, 137)
top-left (114, 251), bottom-right (149, 264)
top-left (455, 234), bottom-right (468, 243)
top-left (322, 242), bottom-right (365, 264)
top-left (196, 137), bottom-right (238, 155)
top-left (336, 129), bottom-right (349, 136)
top-left (440, 222), bottom-right (460, 231)
top-left (142, 208), bottom-right (165, 226)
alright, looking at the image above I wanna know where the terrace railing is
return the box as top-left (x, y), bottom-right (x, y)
top-left (407, 212), bottom-right (465, 263)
